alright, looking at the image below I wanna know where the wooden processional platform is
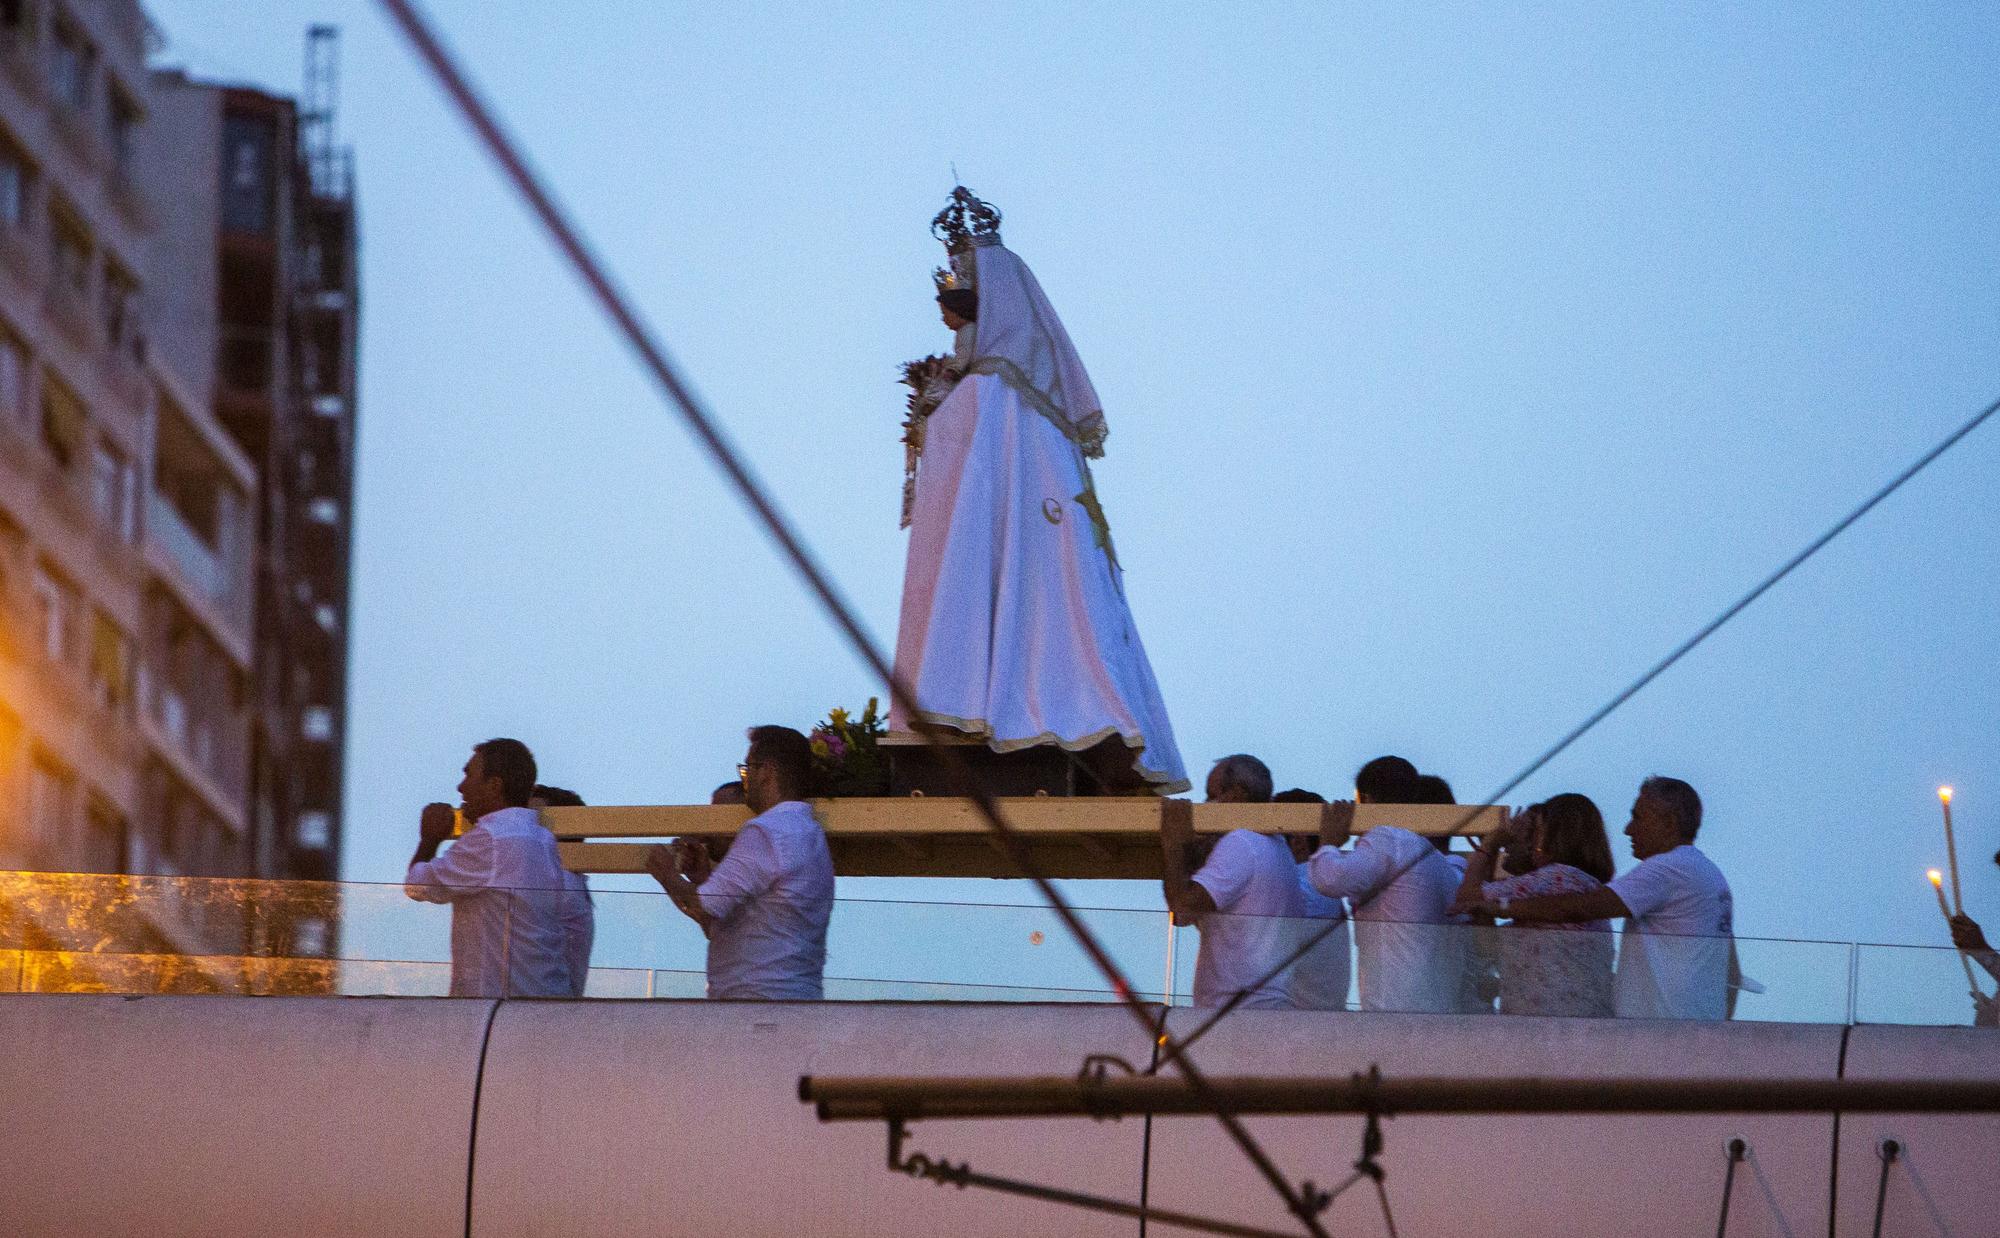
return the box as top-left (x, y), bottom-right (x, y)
top-left (548, 798), bottom-right (1505, 881)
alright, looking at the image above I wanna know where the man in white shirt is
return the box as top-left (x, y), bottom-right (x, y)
top-left (1275, 788), bottom-right (1351, 1012)
top-left (530, 783), bottom-right (596, 998)
top-left (1417, 772), bottom-right (1498, 1014)
top-left (1307, 756), bottom-right (1466, 1014)
top-left (647, 726), bottom-right (834, 1000)
top-left (1161, 755), bottom-right (1306, 1009)
top-left (405, 739), bottom-right (574, 998)
top-left (1478, 776), bottom-right (1734, 1020)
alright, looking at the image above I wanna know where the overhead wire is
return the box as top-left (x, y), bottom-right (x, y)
top-left (1193, 388), bottom-right (2000, 1029)
top-left (375, 2), bottom-right (1998, 1222)
top-left (371, 2), bottom-right (1333, 1234)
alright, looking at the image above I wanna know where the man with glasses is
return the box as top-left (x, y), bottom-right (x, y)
top-left (646, 726), bottom-right (834, 1000)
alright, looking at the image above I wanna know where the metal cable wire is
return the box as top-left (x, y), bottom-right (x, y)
top-left (1195, 388), bottom-right (2000, 1031)
top-left (373, 3), bottom-right (1331, 1233)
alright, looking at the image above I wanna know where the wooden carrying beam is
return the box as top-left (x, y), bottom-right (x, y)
top-left (549, 800), bottom-right (1506, 879)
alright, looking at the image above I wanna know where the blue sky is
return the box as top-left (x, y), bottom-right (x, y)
top-left (147, 2), bottom-right (1999, 968)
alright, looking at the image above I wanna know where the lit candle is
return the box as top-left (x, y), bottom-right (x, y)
top-left (1940, 787), bottom-right (1963, 914)
top-left (1931, 868), bottom-right (1983, 994)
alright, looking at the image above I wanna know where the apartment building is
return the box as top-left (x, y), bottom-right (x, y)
top-left (0, 1), bottom-right (356, 895)
top-left (150, 41), bottom-right (359, 886)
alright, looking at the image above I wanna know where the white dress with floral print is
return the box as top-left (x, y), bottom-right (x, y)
top-left (1484, 863), bottom-right (1615, 1018)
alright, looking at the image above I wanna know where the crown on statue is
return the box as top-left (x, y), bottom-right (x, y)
top-left (932, 265), bottom-right (957, 295)
top-left (930, 186), bottom-right (1002, 255)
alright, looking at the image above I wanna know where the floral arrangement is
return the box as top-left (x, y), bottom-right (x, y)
top-left (810, 697), bottom-right (890, 797)
top-left (899, 353), bottom-right (959, 528)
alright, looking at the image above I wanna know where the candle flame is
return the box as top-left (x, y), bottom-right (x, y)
top-left (1928, 869), bottom-right (1944, 886)
top-left (1939, 786), bottom-right (1954, 802)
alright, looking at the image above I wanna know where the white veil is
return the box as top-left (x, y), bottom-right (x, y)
top-left (967, 242), bottom-right (1108, 458)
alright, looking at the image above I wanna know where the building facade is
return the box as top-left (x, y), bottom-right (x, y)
top-left (0, 0), bottom-right (355, 893)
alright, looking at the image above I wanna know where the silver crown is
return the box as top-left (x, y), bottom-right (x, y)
top-left (930, 186), bottom-right (1002, 255)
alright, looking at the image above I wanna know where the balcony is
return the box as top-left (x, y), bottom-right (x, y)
top-left (0, 219), bottom-right (43, 292)
top-left (49, 96), bottom-right (109, 175)
top-left (98, 345), bottom-right (146, 415)
top-left (43, 277), bottom-right (94, 353)
top-left (134, 632), bottom-right (251, 834)
top-left (218, 331), bottom-right (274, 397)
top-left (144, 491), bottom-right (251, 640)
top-left (136, 690), bottom-right (247, 828)
top-left (107, 166), bottom-right (155, 233)
top-left (0, 33), bottom-right (42, 104)
top-left (100, 3), bottom-right (152, 68)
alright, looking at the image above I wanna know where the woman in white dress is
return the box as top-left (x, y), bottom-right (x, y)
top-left (891, 189), bottom-right (1188, 794)
top-left (1452, 794), bottom-right (1617, 1017)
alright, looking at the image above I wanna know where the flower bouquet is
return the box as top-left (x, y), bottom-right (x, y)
top-left (810, 697), bottom-right (890, 797)
top-left (899, 353), bottom-right (959, 528)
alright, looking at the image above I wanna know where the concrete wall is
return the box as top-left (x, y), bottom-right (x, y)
top-left (0, 995), bottom-right (1995, 1237)
top-left (0, 995), bottom-right (489, 1237)
top-left (137, 72), bottom-right (220, 422)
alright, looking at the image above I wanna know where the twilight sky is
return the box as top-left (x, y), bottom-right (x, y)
top-left (146, 2), bottom-right (1999, 987)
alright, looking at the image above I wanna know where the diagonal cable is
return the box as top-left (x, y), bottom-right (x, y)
top-left (1472, 389), bottom-right (1999, 815)
top-left (1195, 388), bottom-right (2000, 1034)
top-left (372, 2), bottom-right (1331, 1233)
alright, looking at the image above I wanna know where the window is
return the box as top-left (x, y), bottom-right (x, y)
top-left (38, 371), bottom-right (82, 468)
top-left (31, 560), bottom-right (75, 663)
top-left (296, 810), bottom-right (330, 850)
top-left (87, 612), bottom-right (131, 714)
top-left (101, 259), bottom-right (138, 358)
top-left (89, 436), bottom-right (136, 541)
top-left (0, 136), bottom-right (30, 229)
top-left (84, 795), bottom-right (126, 871)
top-left (49, 17), bottom-right (91, 112)
top-left (0, 703), bottom-right (20, 786)
top-left (154, 401), bottom-right (244, 564)
top-left (26, 754), bottom-right (73, 848)
top-left (301, 705), bottom-right (333, 742)
top-left (106, 83), bottom-right (140, 175)
top-left (49, 202), bottom-right (89, 297)
top-left (219, 113), bottom-right (274, 234)
top-left (0, 327), bottom-right (28, 426)
top-left (0, 509), bottom-right (23, 602)
top-left (293, 916), bottom-right (329, 956)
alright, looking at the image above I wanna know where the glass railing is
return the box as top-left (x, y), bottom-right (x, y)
top-left (0, 869), bottom-right (1993, 1026)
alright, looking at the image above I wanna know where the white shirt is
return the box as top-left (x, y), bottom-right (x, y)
top-left (1608, 843), bottom-right (1734, 1020)
top-left (560, 869), bottom-right (595, 998)
top-left (405, 806), bottom-right (573, 998)
top-left (1289, 861), bottom-right (1351, 1011)
top-left (1309, 825), bottom-right (1465, 1014)
top-left (1188, 829), bottom-right (1307, 1009)
top-left (698, 800), bottom-right (835, 1000)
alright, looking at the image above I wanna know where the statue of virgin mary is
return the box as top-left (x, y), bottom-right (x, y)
top-left (891, 188), bottom-right (1189, 794)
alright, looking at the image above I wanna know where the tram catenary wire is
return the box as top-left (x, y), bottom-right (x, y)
top-left (372, 2), bottom-right (1336, 1234)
